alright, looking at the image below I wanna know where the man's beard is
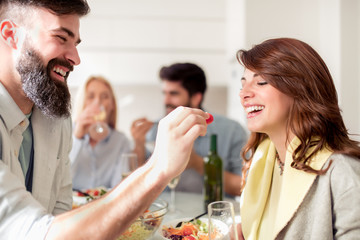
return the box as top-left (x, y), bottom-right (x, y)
top-left (16, 42), bottom-right (72, 119)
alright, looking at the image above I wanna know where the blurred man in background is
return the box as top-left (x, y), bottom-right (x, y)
top-left (132, 62), bottom-right (247, 196)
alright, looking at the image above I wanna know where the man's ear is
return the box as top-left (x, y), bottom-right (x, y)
top-left (1, 19), bottom-right (18, 49)
top-left (190, 92), bottom-right (203, 108)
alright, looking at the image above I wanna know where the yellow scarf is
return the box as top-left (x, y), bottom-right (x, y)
top-left (240, 137), bottom-right (333, 240)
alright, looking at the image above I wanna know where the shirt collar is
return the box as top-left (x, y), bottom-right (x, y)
top-left (0, 82), bottom-right (27, 131)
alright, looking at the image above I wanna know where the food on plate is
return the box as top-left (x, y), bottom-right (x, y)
top-left (72, 187), bottom-right (107, 209)
top-left (161, 219), bottom-right (221, 240)
top-left (74, 187), bottom-right (107, 199)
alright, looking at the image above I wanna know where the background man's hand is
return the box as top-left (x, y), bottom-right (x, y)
top-left (131, 118), bottom-right (154, 144)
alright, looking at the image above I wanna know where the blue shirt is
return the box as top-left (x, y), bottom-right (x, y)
top-left (146, 113), bottom-right (248, 194)
top-left (70, 127), bottom-right (132, 189)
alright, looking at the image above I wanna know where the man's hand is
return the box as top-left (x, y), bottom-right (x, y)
top-left (149, 107), bottom-right (209, 180)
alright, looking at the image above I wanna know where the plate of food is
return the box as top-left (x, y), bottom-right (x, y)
top-left (159, 217), bottom-right (228, 240)
top-left (72, 187), bottom-right (108, 209)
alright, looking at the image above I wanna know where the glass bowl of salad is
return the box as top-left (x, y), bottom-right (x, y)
top-left (117, 198), bottom-right (168, 240)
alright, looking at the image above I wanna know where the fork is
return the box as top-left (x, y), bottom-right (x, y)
top-left (175, 211), bottom-right (208, 228)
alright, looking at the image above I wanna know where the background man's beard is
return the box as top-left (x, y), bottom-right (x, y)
top-left (16, 47), bottom-right (71, 119)
top-left (165, 101), bottom-right (191, 115)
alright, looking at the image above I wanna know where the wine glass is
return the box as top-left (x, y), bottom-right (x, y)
top-left (208, 201), bottom-right (238, 240)
top-left (94, 105), bottom-right (107, 132)
top-left (121, 153), bottom-right (139, 180)
top-left (167, 175), bottom-right (181, 213)
top-left (89, 105), bottom-right (109, 141)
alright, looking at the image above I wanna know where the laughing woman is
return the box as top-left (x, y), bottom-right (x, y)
top-left (237, 38), bottom-right (360, 239)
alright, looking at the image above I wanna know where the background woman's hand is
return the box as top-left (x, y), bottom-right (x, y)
top-left (148, 106), bottom-right (209, 180)
top-left (73, 104), bottom-right (102, 139)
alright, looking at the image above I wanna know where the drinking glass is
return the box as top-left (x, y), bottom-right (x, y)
top-left (121, 153), bottom-right (139, 180)
top-left (167, 175), bottom-right (181, 213)
top-left (208, 201), bottom-right (238, 240)
top-left (89, 105), bottom-right (109, 141)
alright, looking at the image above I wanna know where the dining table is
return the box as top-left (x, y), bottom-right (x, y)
top-left (152, 191), bottom-right (240, 240)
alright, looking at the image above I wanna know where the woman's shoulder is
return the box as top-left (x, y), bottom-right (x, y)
top-left (324, 153), bottom-right (360, 193)
top-left (328, 153), bottom-right (360, 170)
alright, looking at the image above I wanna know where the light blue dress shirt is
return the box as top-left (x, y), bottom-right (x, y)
top-left (70, 127), bottom-right (132, 189)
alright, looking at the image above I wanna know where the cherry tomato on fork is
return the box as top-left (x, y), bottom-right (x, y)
top-left (206, 113), bottom-right (214, 124)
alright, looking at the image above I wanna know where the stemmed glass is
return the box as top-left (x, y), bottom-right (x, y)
top-left (167, 175), bottom-right (181, 213)
top-left (208, 201), bottom-right (238, 240)
top-left (94, 105), bottom-right (106, 133)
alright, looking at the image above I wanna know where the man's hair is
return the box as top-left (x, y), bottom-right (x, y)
top-left (159, 62), bottom-right (207, 106)
top-left (0, 0), bottom-right (90, 22)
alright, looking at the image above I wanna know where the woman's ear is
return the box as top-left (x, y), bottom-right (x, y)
top-left (1, 19), bottom-right (18, 49)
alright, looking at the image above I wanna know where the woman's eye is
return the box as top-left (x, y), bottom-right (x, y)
top-left (258, 81), bottom-right (268, 86)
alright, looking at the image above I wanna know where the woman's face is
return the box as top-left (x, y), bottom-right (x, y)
top-left (85, 80), bottom-right (114, 121)
top-left (239, 68), bottom-right (294, 137)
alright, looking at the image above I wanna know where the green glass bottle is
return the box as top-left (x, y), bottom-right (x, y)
top-left (203, 134), bottom-right (223, 210)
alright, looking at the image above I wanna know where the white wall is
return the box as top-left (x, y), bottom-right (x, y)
top-left (69, 0), bottom-right (227, 87)
top-left (340, 0), bottom-right (360, 140)
top-left (225, 0), bottom-right (247, 129)
top-left (359, 1), bottom-right (360, 139)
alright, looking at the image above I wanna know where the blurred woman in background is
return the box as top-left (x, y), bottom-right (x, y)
top-left (237, 38), bottom-right (360, 239)
top-left (70, 76), bottom-right (134, 190)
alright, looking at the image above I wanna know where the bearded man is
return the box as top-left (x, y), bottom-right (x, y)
top-left (0, 1), bottom-right (210, 239)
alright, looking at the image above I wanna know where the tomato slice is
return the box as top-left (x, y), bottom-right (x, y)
top-left (184, 236), bottom-right (196, 240)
